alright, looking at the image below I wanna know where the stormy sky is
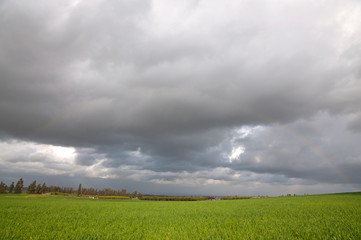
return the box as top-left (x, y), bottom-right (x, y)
top-left (1, 0), bottom-right (361, 196)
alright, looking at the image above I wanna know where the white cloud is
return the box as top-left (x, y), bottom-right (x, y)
top-left (228, 146), bottom-right (245, 162)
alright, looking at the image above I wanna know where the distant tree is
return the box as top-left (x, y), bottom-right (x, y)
top-left (0, 181), bottom-right (7, 193)
top-left (138, 192), bottom-right (142, 199)
top-left (61, 187), bottom-right (74, 194)
top-left (35, 184), bottom-right (42, 194)
top-left (77, 184), bottom-right (82, 196)
top-left (131, 191), bottom-right (138, 198)
top-left (27, 180), bottom-right (37, 194)
top-left (48, 185), bottom-right (60, 193)
top-left (120, 189), bottom-right (127, 196)
top-left (40, 183), bottom-right (47, 194)
top-left (8, 182), bottom-right (14, 193)
top-left (82, 187), bottom-right (97, 196)
top-left (14, 178), bottom-right (24, 194)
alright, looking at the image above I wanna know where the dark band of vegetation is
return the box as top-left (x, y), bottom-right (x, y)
top-left (140, 196), bottom-right (213, 201)
top-left (221, 196), bottom-right (252, 200)
top-left (1, 178), bottom-right (258, 200)
top-left (0, 178), bottom-right (141, 198)
top-left (1, 178), bottom-right (280, 202)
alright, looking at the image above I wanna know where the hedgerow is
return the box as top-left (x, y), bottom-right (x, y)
top-left (140, 196), bottom-right (208, 201)
top-left (220, 196), bottom-right (252, 200)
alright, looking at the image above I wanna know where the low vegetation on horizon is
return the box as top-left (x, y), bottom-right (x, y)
top-left (0, 178), bottom-right (257, 200)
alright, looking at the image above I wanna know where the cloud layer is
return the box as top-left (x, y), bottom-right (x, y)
top-left (1, 0), bottom-right (361, 195)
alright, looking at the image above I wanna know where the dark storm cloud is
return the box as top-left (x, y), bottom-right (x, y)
top-left (227, 114), bottom-right (361, 185)
top-left (1, 0), bottom-right (361, 194)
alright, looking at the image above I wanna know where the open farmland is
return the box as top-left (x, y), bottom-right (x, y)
top-left (0, 193), bottom-right (360, 239)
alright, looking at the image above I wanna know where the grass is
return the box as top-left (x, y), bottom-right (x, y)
top-left (0, 192), bottom-right (360, 239)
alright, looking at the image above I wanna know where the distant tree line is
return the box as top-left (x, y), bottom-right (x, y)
top-left (0, 178), bottom-right (23, 194)
top-left (140, 196), bottom-right (214, 201)
top-left (0, 178), bottom-right (140, 198)
top-left (26, 180), bottom-right (47, 194)
top-left (74, 183), bottom-right (139, 197)
top-left (220, 196), bottom-right (252, 200)
top-left (1, 179), bottom-right (257, 201)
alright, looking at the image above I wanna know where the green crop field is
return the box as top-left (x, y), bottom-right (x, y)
top-left (1, 193), bottom-right (360, 239)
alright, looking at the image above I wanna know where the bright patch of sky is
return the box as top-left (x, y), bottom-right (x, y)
top-left (228, 146), bottom-right (245, 162)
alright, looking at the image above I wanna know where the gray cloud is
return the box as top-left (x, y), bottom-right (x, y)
top-left (227, 113), bottom-right (361, 185)
top-left (1, 0), bottom-right (361, 195)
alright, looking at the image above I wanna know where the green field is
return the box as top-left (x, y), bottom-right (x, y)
top-left (1, 193), bottom-right (360, 239)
